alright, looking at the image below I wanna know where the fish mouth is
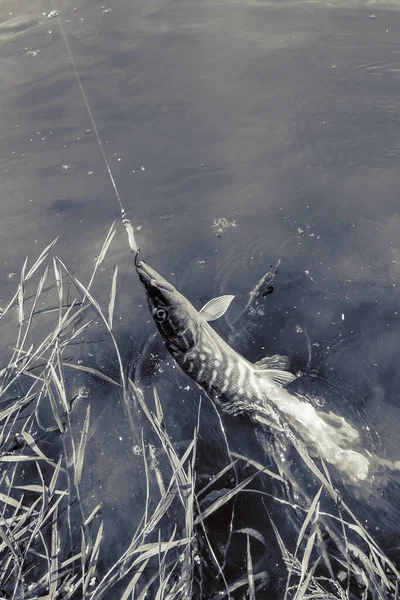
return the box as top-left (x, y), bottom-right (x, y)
top-left (136, 261), bottom-right (176, 295)
top-left (136, 260), bottom-right (157, 287)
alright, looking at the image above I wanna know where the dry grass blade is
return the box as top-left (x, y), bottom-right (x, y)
top-left (26, 238), bottom-right (59, 280)
top-left (299, 499), bottom-right (319, 584)
top-left (74, 404), bottom-right (91, 488)
top-left (45, 377), bottom-right (65, 433)
top-left (217, 571), bottom-right (270, 598)
top-left (153, 386), bottom-right (164, 425)
top-left (155, 525), bottom-right (178, 599)
top-left (49, 362), bottom-right (69, 413)
top-left (0, 523), bottom-right (21, 565)
top-left (119, 558), bottom-right (150, 600)
top-left (127, 538), bottom-right (192, 566)
top-left (197, 459), bottom-right (238, 498)
top-left (236, 527), bottom-right (268, 549)
top-left (295, 487), bottom-right (323, 558)
top-left (66, 319), bottom-right (94, 343)
top-left (49, 505), bottom-right (59, 599)
top-left (348, 522), bottom-right (400, 580)
top-left (195, 469), bottom-right (267, 525)
top-left (63, 362), bottom-right (121, 386)
top-left (83, 504), bottom-right (102, 527)
top-left (108, 265), bottom-right (118, 329)
top-left (84, 223), bottom-right (116, 297)
top-left (266, 508), bottom-right (291, 563)
top-left (17, 257), bottom-right (28, 326)
top-left (247, 534), bottom-right (255, 600)
top-left (231, 451), bottom-right (285, 483)
top-left (84, 520), bottom-right (104, 594)
top-left (53, 256), bottom-right (62, 294)
top-left (95, 223), bottom-right (116, 268)
top-left (134, 384), bottom-right (189, 497)
top-left (21, 431), bottom-right (53, 464)
top-left (295, 558), bottom-right (320, 600)
top-left (0, 491), bottom-right (28, 511)
top-left (49, 457), bottom-right (62, 497)
top-left (56, 258), bottom-right (128, 396)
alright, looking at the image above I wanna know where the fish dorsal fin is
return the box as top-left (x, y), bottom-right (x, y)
top-left (199, 295), bottom-right (235, 321)
top-left (254, 368), bottom-right (296, 386)
top-left (253, 354), bottom-right (290, 371)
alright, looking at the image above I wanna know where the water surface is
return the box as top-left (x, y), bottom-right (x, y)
top-left (2, 0), bottom-right (400, 596)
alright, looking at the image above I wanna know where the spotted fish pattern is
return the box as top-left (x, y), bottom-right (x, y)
top-left (136, 260), bottom-right (371, 482)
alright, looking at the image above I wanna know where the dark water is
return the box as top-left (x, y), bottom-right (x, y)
top-left (2, 0), bottom-right (400, 596)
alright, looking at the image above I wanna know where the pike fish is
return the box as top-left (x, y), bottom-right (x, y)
top-left (136, 260), bottom-right (370, 483)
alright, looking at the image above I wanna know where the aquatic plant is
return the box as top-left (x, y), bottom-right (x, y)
top-left (0, 225), bottom-right (398, 599)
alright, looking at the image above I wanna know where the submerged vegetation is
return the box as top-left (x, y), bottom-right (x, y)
top-left (0, 224), bottom-right (399, 599)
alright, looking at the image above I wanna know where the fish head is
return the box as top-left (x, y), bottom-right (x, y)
top-left (136, 261), bottom-right (200, 353)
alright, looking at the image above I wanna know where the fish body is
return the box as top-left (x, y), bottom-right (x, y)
top-left (136, 260), bottom-right (369, 482)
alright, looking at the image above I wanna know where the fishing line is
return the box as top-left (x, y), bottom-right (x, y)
top-left (51, 3), bottom-right (140, 261)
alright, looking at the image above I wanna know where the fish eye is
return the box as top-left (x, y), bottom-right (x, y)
top-left (154, 307), bottom-right (167, 322)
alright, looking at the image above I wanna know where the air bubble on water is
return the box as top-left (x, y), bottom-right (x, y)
top-left (25, 49), bottom-right (40, 57)
top-left (46, 10), bottom-right (60, 18)
top-left (198, 260), bottom-right (205, 268)
top-left (8, 272), bottom-right (16, 279)
top-left (140, 165), bottom-right (145, 171)
top-left (78, 386), bottom-right (89, 399)
top-left (87, 170), bottom-right (94, 175)
top-left (101, 7), bottom-right (112, 13)
top-left (295, 325), bottom-right (303, 334)
top-left (212, 217), bottom-right (237, 235)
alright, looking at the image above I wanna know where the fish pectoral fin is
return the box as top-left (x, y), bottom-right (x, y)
top-left (199, 295), bottom-right (235, 321)
top-left (254, 368), bottom-right (296, 386)
top-left (253, 354), bottom-right (290, 370)
top-left (201, 325), bottom-right (224, 360)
